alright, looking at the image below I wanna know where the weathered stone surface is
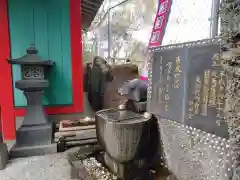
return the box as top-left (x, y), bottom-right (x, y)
top-left (70, 160), bottom-right (91, 180)
top-left (157, 118), bottom-right (234, 180)
top-left (148, 40), bottom-right (236, 180)
top-left (103, 64), bottom-right (139, 109)
top-left (10, 143), bottom-right (57, 158)
top-left (219, 0), bottom-right (240, 172)
top-left (16, 124), bottom-right (52, 146)
top-left (67, 145), bottom-right (101, 162)
top-left (0, 143), bottom-right (8, 170)
top-left (8, 46), bottom-right (56, 158)
top-left (150, 47), bottom-right (187, 123)
top-left (68, 149), bottom-right (117, 180)
top-left (149, 43), bottom-right (228, 138)
top-left (232, 166), bottom-right (240, 180)
top-left (104, 152), bottom-right (153, 180)
top-left (68, 147), bottom-right (93, 180)
top-left (96, 109), bottom-right (156, 163)
top-left (186, 44), bottom-right (228, 137)
top-left (0, 153), bottom-right (71, 180)
top-left (85, 57), bottom-right (139, 110)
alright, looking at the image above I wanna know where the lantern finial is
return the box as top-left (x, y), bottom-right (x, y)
top-left (26, 45), bottom-right (38, 54)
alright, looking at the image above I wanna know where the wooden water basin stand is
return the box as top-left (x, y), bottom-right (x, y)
top-left (54, 117), bottom-right (97, 151)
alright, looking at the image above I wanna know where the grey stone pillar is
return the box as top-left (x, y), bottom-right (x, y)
top-left (23, 91), bottom-right (48, 126)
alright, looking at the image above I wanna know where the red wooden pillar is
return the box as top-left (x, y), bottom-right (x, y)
top-left (68, 0), bottom-right (84, 113)
top-left (0, 0), bottom-right (16, 140)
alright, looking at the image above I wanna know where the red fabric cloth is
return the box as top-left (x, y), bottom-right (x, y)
top-left (148, 0), bottom-right (172, 49)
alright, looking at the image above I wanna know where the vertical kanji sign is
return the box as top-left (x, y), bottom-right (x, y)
top-left (148, 0), bottom-right (172, 49)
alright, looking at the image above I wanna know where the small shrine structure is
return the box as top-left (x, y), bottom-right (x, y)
top-left (0, 0), bottom-right (103, 140)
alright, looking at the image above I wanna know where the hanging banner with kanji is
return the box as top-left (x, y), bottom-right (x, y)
top-left (148, 0), bottom-right (172, 49)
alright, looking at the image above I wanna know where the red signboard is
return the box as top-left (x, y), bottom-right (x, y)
top-left (148, 0), bottom-right (172, 49)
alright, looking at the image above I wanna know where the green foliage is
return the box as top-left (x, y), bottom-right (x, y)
top-left (86, 0), bottom-right (156, 65)
top-left (82, 30), bottom-right (96, 62)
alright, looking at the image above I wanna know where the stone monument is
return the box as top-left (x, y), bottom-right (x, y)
top-left (149, 41), bottom-right (228, 138)
top-left (147, 39), bottom-right (235, 180)
top-left (0, 132), bottom-right (8, 170)
top-left (7, 46), bottom-right (57, 158)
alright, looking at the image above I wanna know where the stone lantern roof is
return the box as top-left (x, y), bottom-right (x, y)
top-left (7, 46), bottom-right (54, 66)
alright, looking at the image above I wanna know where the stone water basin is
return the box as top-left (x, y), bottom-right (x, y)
top-left (95, 109), bottom-right (154, 163)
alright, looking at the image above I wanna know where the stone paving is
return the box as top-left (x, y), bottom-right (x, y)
top-left (0, 153), bottom-right (71, 180)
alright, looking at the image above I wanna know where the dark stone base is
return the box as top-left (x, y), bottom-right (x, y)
top-left (104, 153), bottom-right (153, 180)
top-left (67, 145), bottom-right (101, 162)
top-left (67, 146), bottom-right (102, 180)
top-left (70, 160), bottom-right (91, 180)
top-left (16, 124), bottom-right (52, 146)
top-left (10, 143), bottom-right (57, 158)
top-left (0, 143), bottom-right (8, 170)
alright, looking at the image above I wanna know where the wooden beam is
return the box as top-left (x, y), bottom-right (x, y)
top-left (82, 3), bottom-right (98, 11)
top-left (81, 8), bottom-right (96, 15)
top-left (82, 0), bottom-right (100, 8)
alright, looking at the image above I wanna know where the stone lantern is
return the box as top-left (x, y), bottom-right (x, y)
top-left (7, 45), bottom-right (57, 157)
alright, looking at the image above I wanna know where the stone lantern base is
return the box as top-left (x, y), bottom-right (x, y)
top-left (104, 152), bottom-right (152, 180)
top-left (10, 91), bottom-right (57, 158)
top-left (10, 143), bottom-right (57, 158)
top-left (0, 133), bottom-right (8, 170)
top-left (10, 124), bottom-right (57, 158)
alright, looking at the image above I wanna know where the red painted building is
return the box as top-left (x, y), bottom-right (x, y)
top-left (0, 0), bottom-right (102, 140)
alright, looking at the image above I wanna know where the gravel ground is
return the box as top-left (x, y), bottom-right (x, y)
top-left (0, 153), bottom-right (71, 180)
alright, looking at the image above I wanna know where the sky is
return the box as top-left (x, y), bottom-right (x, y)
top-left (131, 0), bottom-right (213, 45)
top-left (90, 0), bottom-right (217, 58)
